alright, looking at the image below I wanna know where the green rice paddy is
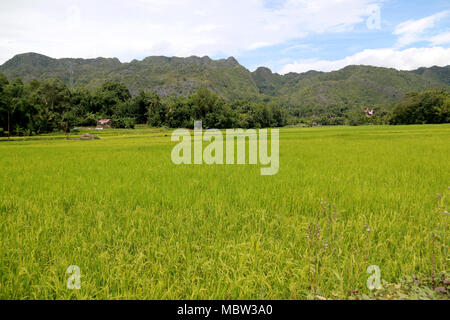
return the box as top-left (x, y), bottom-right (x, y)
top-left (0, 124), bottom-right (448, 299)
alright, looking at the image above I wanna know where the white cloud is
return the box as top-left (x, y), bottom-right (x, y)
top-left (430, 31), bottom-right (450, 45)
top-left (248, 42), bottom-right (274, 50)
top-left (281, 43), bottom-right (317, 54)
top-left (194, 25), bottom-right (219, 33)
top-left (280, 47), bottom-right (450, 74)
top-left (393, 11), bottom-right (449, 47)
top-left (0, 0), bottom-right (381, 64)
top-left (281, 10), bottom-right (450, 75)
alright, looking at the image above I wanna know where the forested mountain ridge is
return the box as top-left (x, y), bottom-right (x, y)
top-left (252, 64), bottom-right (450, 106)
top-left (0, 53), bottom-right (259, 101)
top-left (1, 52), bottom-right (449, 107)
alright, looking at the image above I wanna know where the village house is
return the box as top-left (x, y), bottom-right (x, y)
top-left (97, 119), bottom-right (112, 128)
top-left (365, 108), bottom-right (375, 117)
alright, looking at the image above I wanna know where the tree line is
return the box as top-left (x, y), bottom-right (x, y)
top-left (389, 89), bottom-right (449, 125)
top-left (0, 72), bottom-right (448, 137)
top-left (0, 73), bottom-right (289, 137)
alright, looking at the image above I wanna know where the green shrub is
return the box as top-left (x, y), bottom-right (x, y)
top-left (112, 117), bottom-right (136, 129)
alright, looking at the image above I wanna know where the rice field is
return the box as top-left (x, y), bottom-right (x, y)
top-left (0, 124), bottom-right (449, 299)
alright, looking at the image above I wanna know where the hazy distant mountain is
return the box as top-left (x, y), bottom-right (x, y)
top-left (1, 52), bottom-right (449, 107)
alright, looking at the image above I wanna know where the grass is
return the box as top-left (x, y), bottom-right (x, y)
top-left (0, 124), bottom-right (449, 299)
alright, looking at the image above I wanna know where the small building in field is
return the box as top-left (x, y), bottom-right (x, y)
top-left (364, 108), bottom-right (375, 117)
top-left (97, 119), bottom-right (112, 128)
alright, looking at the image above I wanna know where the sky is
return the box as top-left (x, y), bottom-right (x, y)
top-left (0, 0), bottom-right (449, 74)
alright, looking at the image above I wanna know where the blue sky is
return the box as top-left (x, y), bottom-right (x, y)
top-left (239, 0), bottom-right (450, 72)
top-left (0, 0), bottom-right (449, 74)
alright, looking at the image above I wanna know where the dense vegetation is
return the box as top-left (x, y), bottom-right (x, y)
top-left (295, 89), bottom-right (449, 127)
top-left (0, 73), bottom-right (289, 136)
top-left (1, 52), bottom-right (449, 106)
top-left (1, 67), bottom-right (449, 137)
top-left (390, 89), bottom-right (449, 125)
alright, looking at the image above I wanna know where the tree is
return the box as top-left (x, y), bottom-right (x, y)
top-left (4, 78), bottom-right (24, 138)
top-left (272, 105), bottom-right (288, 127)
top-left (100, 81), bottom-right (131, 102)
top-left (146, 91), bottom-right (166, 127)
top-left (166, 96), bottom-right (193, 128)
top-left (189, 87), bottom-right (219, 121)
top-left (0, 73), bottom-right (9, 136)
top-left (92, 81), bottom-right (131, 116)
top-left (130, 91), bottom-right (153, 124)
top-left (27, 79), bottom-right (71, 133)
top-left (390, 89), bottom-right (449, 125)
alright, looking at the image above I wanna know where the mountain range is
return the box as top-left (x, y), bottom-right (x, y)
top-left (1, 52), bottom-right (449, 107)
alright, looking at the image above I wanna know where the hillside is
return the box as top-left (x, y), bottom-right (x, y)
top-left (252, 65), bottom-right (450, 106)
top-left (1, 52), bottom-right (449, 107)
top-left (0, 53), bottom-right (259, 100)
